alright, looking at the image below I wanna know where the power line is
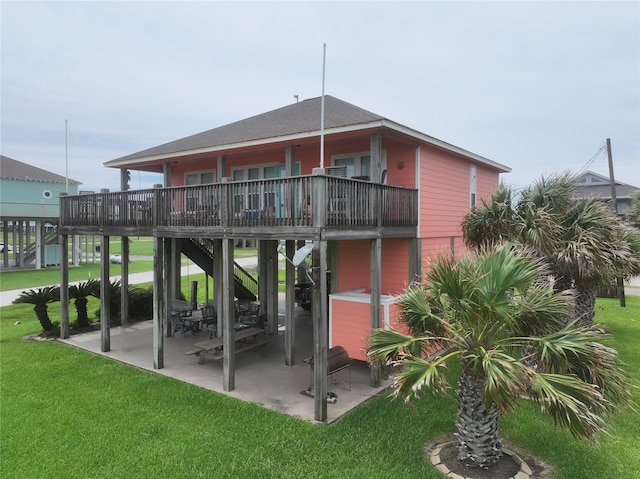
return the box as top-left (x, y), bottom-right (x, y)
top-left (576, 143), bottom-right (606, 176)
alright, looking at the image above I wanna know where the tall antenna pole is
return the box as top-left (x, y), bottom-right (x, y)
top-left (65, 119), bottom-right (69, 193)
top-left (320, 43), bottom-right (326, 169)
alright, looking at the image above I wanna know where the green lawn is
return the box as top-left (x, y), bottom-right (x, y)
top-left (0, 297), bottom-right (638, 478)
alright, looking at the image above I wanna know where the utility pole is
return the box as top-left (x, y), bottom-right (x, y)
top-left (606, 138), bottom-right (625, 307)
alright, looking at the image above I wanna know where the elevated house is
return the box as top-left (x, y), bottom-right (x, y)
top-left (59, 96), bottom-right (510, 421)
top-left (1, 155), bottom-right (81, 269)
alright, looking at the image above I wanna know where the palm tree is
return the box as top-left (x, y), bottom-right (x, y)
top-left (90, 280), bottom-right (122, 322)
top-left (69, 279), bottom-right (100, 328)
top-left (368, 244), bottom-right (632, 468)
top-left (462, 173), bottom-right (640, 325)
top-left (12, 286), bottom-right (61, 332)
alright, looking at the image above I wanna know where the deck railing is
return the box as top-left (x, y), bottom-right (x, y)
top-left (60, 175), bottom-right (418, 230)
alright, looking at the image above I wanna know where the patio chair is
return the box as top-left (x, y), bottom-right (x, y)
top-left (201, 304), bottom-right (218, 338)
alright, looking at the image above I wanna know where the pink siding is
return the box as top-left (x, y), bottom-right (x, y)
top-left (420, 145), bottom-right (472, 238)
top-left (336, 238), bottom-right (409, 295)
top-left (330, 297), bottom-right (403, 361)
top-left (331, 299), bottom-right (372, 361)
top-left (476, 163), bottom-right (499, 203)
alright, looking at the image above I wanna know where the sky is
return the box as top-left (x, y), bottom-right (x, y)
top-left (1, 1), bottom-right (639, 193)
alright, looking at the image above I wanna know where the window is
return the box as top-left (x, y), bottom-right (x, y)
top-left (470, 165), bottom-right (477, 207)
top-left (184, 170), bottom-right (215, 211)
top-left (230, 162), bottom-right (300, 216)
top-left (331, 151), bottom-right (385, 180)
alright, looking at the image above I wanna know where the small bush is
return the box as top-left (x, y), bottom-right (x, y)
top-left (128, 286), bottom-right (153, 320)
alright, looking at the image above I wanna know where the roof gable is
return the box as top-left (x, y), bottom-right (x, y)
top-left (1, 155), bottom-right (81, 184)
top-left (104, 95), bottom-right (510, 173)
top-left (574, 170), bottom-right (635, 188)
top-left (107, 96), bottom-right (384, 164)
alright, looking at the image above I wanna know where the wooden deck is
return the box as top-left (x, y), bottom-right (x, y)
top-left (59, 175), bottom-right (418, 240)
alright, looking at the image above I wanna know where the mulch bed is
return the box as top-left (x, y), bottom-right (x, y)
top-left (425, 434), bottom-right (555, 479)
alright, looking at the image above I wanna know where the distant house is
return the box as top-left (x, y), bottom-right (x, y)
top-left (0, 155), bottom-right (81, 268)
top-left (59, 96), bottom-right (510, 421)
top-left (573, 171), bottom-right (639, 218)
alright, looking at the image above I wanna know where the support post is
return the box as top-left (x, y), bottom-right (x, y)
top-left (213, 239), bottom-right (223, 337)
top-left (222, 238), bottom-right (236, 391)
top-left (121, 236), bottom-right (129, 326)
top-left (285, 240), bottom-right (296, 366)
top-left (59, 234), bottom-right (70, 339)
top-left (370, 132), bottom-right (382, 183)
top-left (312, 240), bottom-right (328, 422)
top-left (370, 238), bottom-right (382, 387)
top-left (266, 240), bottom-right (278, 335)
top-left (153, 236), bottom-right (165, 368)
top-left (163, 238), bottom-right (172, 337)
top-left (100, 235), bottom-right (110, 352)
top-left (408, 237), bottom-right (422, 285)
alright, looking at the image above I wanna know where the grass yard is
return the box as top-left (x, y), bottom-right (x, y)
top-left (0, 297), bottom-right (638, 478)
top-left (0, 261), bottom-right (155, 292)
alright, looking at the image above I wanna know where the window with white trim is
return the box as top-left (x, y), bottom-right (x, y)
top-left (230, 162), bottom-right (300, 215)
top-left (185, 170), bottom-right (215, 211)
top-left (470, 165), bottom-right (477, 207)
top-left (331, 151), bottom-right (386, 180)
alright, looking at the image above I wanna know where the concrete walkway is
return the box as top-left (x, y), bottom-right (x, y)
top-left (0, 256), bottom-right (258, 307)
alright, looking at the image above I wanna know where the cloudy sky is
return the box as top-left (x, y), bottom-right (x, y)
top-left (2, 1), bottom-right (638, 192)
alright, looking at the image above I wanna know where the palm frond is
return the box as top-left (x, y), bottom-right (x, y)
top-left (392, 353), bottom-right (458, 400)
top-left (367, 328), bottom-right (431, 364)
top-left (528, 372), bottom-right (606, 438)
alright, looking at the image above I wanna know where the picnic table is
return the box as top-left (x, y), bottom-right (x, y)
top-left (185, 327), bottom-right (270, 364)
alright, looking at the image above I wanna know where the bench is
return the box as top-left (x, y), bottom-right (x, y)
top-left (185, 327), bottom-right (270, 364)
top-left (171, 300), bottom-right (197, 337)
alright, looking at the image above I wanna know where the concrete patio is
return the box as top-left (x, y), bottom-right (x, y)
top-left (59, 305), bottom-right (392, 423)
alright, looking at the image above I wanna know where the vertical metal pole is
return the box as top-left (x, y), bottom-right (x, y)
top-left (320, 43), bottom-right (326, 169)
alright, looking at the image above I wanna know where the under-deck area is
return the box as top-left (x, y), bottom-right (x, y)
top-left (60, 303), bottom-right (392, 423)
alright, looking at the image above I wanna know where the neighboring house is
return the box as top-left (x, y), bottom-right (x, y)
top-left (573, 171), bottom-right (639, 218)
top-left (0, 155), bottom-right (81, 268)
top-left (58, 96), bottom-right (510, 421)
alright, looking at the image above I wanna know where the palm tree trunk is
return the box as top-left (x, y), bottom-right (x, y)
top-left (575, 285), bottom-right (597, 326)
top-left (34, 304), bottom-right (54, 332)
top-left (74, 297), bottom-right (90, 328)
top-left (455, 369), bottom-right (503, 468)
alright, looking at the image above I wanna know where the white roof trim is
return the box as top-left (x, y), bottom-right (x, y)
top-left (106, 120), bottom-right (511, 173)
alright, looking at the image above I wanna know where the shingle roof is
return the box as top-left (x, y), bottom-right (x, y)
top-left (0, 155), bottom-right (81, 184)
top-left (104, 95), bottom-right (510, 173)
top-left (107, 96), bottom-right (384, 164)
top-left (574, 184), bottom-right (639, 200)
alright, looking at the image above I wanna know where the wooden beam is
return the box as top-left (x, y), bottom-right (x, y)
top-left (285, 240), bottom-right (295, 365)
top-left (222, 238), bottom-right (236, 391)
top-left (120, 236), bottom-right (129, 326)
top-left (285, 146), bottom-right (295, 176)
top-left (163, 238), bottom-right (172, 338)
top-left (100, 235), bottom-right (110, 352)
top-left (312, 240), bottom-right (328, 422)
top-left (266, 240), bottom-right (278, 335)
top-left (217, 155), bottom-right (226, 182)
top-left (409, 237), bottom-right (421, 285)
top-left (163, 162), bottom-right (171, 187)
top-left (370, 132), bottom-right (382, 183)
top-left (153, 236), bottom-right (164, 368)
top-left (59, 234), bottom-right (70, 339)
top-left (213, 239), bottom-right (223, 337)
top-left (370, 238), bottom-right (382, 387)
